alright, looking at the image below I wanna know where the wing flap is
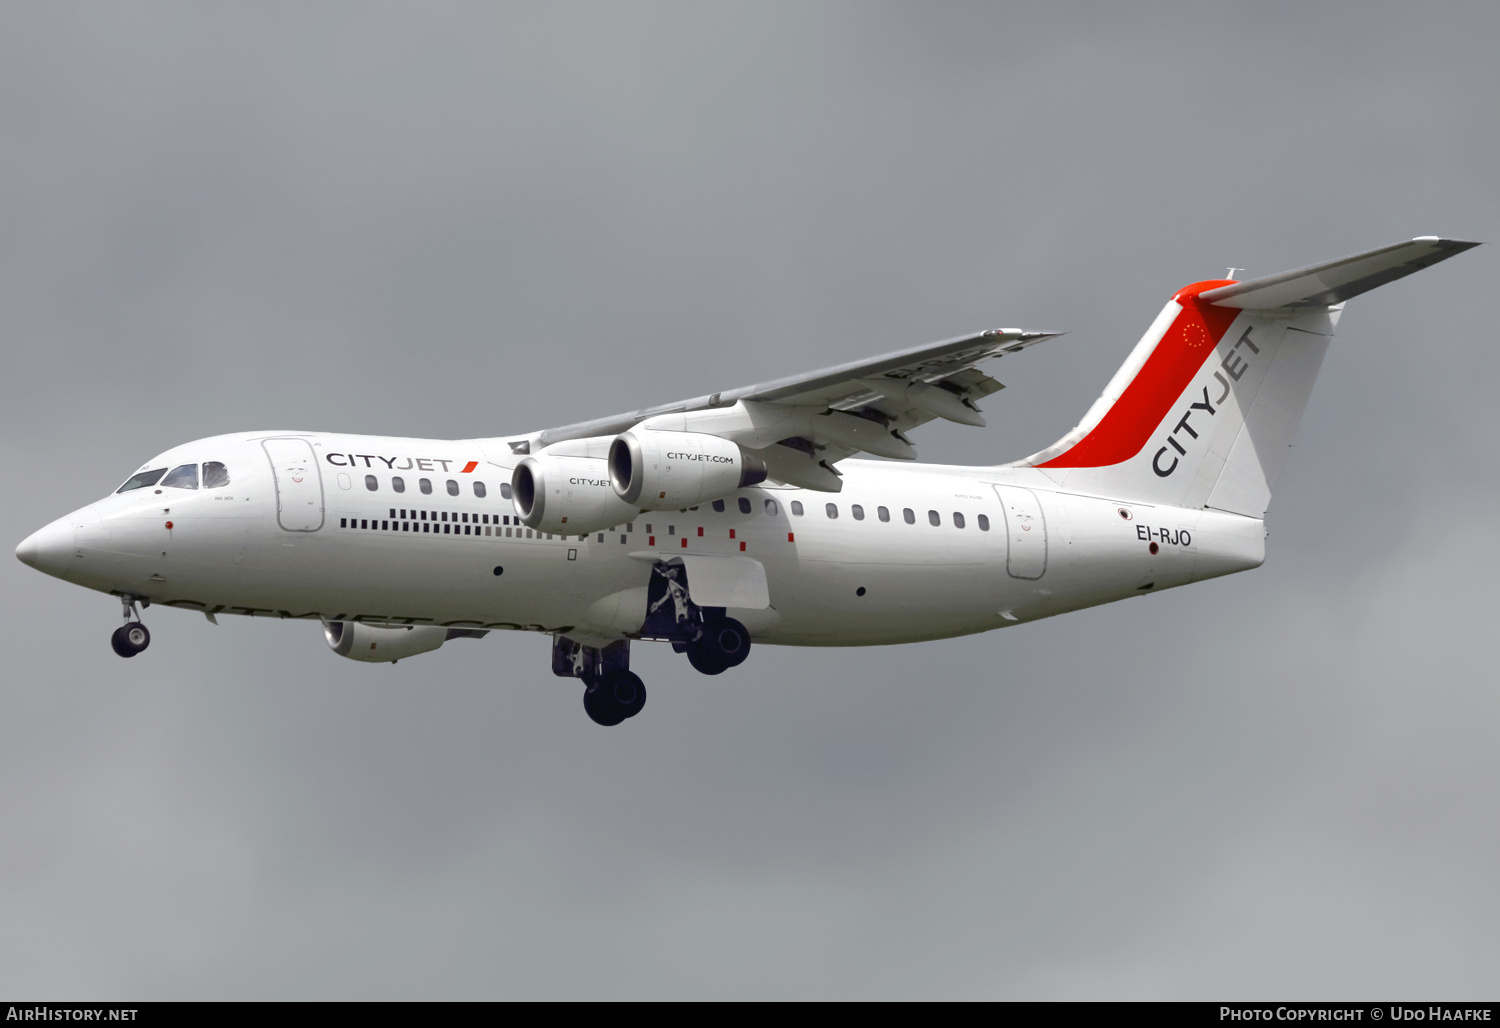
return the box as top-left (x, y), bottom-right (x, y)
top-left (743, 329), bottom-right (1055, 404)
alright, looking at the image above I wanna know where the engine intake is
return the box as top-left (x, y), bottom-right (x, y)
top-left (512, 451), bottom-right (641, 535)
top-left (609, 430), bottom-right (767, 510)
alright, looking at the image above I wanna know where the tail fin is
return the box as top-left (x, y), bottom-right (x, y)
top-left (1016, 237), bottom-right (1479, 516)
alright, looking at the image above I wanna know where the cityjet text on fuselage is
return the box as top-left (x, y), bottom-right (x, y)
top-left (324, 452), bottom-right (479, 473)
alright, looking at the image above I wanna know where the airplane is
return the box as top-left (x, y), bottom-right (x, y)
top-left (15, 237), bottom-right (1478, 726)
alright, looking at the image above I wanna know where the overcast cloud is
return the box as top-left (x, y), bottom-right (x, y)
top-left (2, 1), bottom-right (1497, 999)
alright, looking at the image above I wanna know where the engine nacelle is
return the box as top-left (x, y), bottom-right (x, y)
top-left (324, 621), bottom-right (448, 663)
top-left (609, 430), bottom-right (767, 510)
top-left (511, 451), bottom-right (641, 534)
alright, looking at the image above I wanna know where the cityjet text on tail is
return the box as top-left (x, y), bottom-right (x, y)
top-left (16, 237), bottom-right (1478, 725)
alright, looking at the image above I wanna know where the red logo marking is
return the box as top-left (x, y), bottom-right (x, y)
top-left (1039, 281), bottom-right (1238, 469)
top-left (461, 461), bottom-right (478, 474)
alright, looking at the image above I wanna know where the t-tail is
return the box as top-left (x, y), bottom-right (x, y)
top-left (1014, 237), bottom-right (1479, 515)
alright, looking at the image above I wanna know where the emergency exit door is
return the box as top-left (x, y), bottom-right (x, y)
top-left (263, 437), bottom-right (324, 532)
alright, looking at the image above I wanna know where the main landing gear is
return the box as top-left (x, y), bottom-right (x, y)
top-left (583, 670), bottom-right (647, 727)
top-left (684, 615), bottom-right (751, 676)
top-left (554, 638), bottom-right (647, 727)
top-left (553, 562), bottom-right (756, 726)
top-left (645, 562), bottom-right (752, 676)
top-left (110, 595), bottom-right (151, 658)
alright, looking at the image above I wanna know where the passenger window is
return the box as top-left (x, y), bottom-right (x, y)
top-left (161, 464), bottom-right (199, 490)
top-left (420, 478), bottom-right (433, 495)
top-left (203, 462), bottom-right (230, 488)
top-left (392, 476), bottom-right (406, 493)
top-left (764, 498), bottom-right (778, 517)
top-left (852, 504), bottom-right (864, 521)
top-left (501, 482), bottom-right (513, 500)
top-left (878, 506), bottom-right (890, 522)
top-left (473, 481), bottom-right (487, 498)
top-left (928, 510), bottom-right (940, 526)
top-left (953, 512), bottom-right (966, 529)
top-left (446, 480), bottom-right (459, 496)
top-left (825, 503), bottom-right (838, 519)
top-left (117, 468), bottom-right (167, 493)
top-left (712, 499), bottom-right (725, 513)
top-left (791, 501), bottom-right (804, 516)
top-left (738, 497), bottom-right (752, 514)
top-left (978, 514), bottom-right (990, 531)
top-left (365, 475), bottom-right (379, 491)
top-left (903, 508), bottom-right (915, 524)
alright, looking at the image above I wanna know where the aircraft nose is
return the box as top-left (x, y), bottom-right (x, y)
top-left (16, 517), bottom-right (77, 580)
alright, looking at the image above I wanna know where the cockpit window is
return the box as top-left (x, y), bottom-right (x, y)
top-left (117, 468), bottom-right (167, 493)
top-left (160, 464), bottom-right (199, 490)
top-left (203, 462), bottom-right (230, 488)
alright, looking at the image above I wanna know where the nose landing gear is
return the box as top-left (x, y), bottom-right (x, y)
top-left (110, 595), bottom-right (151, 658)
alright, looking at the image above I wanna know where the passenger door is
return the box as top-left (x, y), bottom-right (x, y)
top-left (262, 438), bottom-right (324, 532)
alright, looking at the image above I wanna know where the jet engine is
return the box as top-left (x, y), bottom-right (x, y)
top-left (324, 621), bottom-right (449, 663)
top-left (609, 430), bottom-right (767, 510)
top-left (511, 451), bottom-right (641, 535)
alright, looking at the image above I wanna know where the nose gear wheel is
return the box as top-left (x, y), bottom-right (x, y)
top-left (111, 622), bottom-right (151, 658)
top-left (110, 595), bottom-right (151, 658)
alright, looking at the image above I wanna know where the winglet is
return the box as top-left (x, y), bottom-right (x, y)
top-left (1199, 236), bottom-right (1480, 310)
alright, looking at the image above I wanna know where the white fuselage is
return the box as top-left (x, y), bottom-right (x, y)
top-left (28, 431), bottom-right (1266, 646)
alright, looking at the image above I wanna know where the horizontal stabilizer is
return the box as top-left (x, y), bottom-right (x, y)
top-left (1200, 236), bottom-right (1479, 310)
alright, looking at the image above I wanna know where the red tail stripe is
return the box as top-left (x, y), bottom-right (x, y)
top-left (1039, 281), bottom-right (1239, 469)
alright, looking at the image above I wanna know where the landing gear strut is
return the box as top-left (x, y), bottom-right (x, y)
top-left (111, 595), bottom-right (151, 658)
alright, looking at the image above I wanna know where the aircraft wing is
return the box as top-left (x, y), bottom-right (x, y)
top-left (504, 328), bottom-right (1061, 491)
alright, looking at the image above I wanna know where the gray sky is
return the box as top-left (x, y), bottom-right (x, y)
top-left (2, 1), bottom-right (1497, 999)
